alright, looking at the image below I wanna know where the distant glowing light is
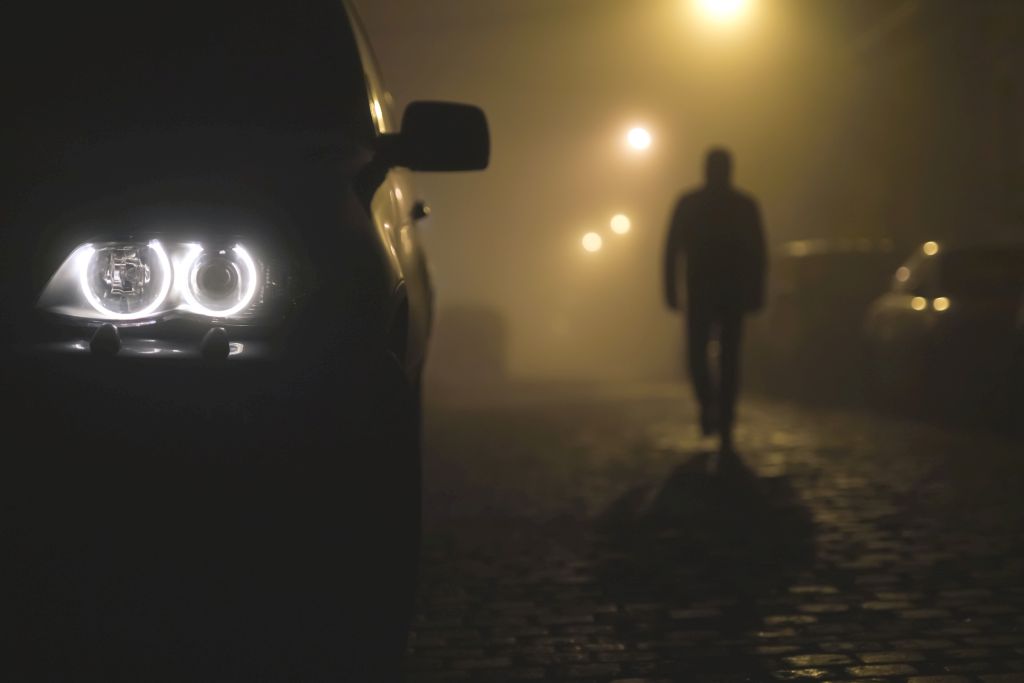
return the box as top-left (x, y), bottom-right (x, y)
top-left (923, 241), bottom-right (940, 256)
top-left (896, 266), bottom-right (911, 283)
top-left (933, 297), bottom-right (951, 312)
top-left (911, 297), bottom-right (928, 311)
top-left (787, 241), bottom-right (811, 257)
top-left (696, 0), bottom-right (752, 24)
top-left (610, 214), bottom-right (632, 235)
top-left (582, 232), bottom-right (604, 253)
top-left (627, 127), bottom-right (652, 151)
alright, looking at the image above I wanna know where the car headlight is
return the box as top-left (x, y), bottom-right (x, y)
top-left (79, 240), bottom-right (173, 320)
top-left (180, 243), bottom-right (260, 318)
top-left (39, 238), bottom-right (268, 323)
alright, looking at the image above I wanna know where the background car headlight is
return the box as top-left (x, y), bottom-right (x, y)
top-left (39, 238), bottom-right (268, 323)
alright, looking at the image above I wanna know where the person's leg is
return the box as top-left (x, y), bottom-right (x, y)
top-left (718, 310), bottom-right (744, 450)
top-left (686, 306), bottom-right (715, 435)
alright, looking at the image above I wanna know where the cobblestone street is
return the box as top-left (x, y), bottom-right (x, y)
top-left (407, 384), bottom-right (1024, 682)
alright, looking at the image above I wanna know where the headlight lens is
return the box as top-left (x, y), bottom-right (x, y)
top-left (80, 241), bottom-right (173, 320)
top-left (39, 239), bottom-right (268, 323)
top-left (181, 244), bottom-right (259, 318)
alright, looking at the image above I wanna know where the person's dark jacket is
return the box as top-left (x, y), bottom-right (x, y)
top-left (664, 186), bottom-right (766, 313)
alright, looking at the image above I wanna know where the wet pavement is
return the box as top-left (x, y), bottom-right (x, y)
top-left (406, 383), bottom-right (1024, 682)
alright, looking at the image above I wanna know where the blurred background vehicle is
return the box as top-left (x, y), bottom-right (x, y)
top-left (863, 238), bottom-right (1024, 425)
top-left (427, 305), bottom-right (510, 390)
top-left (745, 238), bottom-right (902, 404)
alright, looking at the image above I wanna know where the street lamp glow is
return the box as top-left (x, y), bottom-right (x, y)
top-left (695, 0), bottom-right (752, 24)
top-left (610, 214), bottom-right (632, 235)
top-left (582, 232), bottom-right (603, 253)
top-left (627, 127), bottom-right (652, 151)
top-left (923, 241), bottom-right (940, 256)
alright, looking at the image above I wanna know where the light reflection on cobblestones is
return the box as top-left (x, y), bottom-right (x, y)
top-left (408, 384), bottom-right (1024, 682)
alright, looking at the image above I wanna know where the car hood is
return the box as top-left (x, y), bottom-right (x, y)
top-left (13, 127), bottom-right (370, 192)
top-left (1, 129), bottom-right (376, 337)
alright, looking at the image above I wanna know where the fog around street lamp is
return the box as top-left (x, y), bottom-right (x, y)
top-left (582, 232), bottom-right (603, 253)
top-left (695, 0), bottom-right (752, 24)
top-left (627, 127), bottom-right (652, 151)
top-left (610, 214), bottom-right (632, 235)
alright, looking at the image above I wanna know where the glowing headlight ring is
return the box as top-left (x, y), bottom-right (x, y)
top-left (181, 244), bottom-right (258, 318)
top-left (79, 240), bottom-right (172, 321)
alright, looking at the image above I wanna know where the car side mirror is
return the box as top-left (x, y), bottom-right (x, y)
top-left (380, 101), bottom-right (490, 172)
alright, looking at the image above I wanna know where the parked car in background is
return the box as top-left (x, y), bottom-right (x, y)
top-left (863, 239), bottom-right (1024, 422)
top-left (745, 238), bottom-right (902, 403)
top-left (428, 305), bottom-right (510, 390)
top-left (2, 1), bottom-right (488, 680)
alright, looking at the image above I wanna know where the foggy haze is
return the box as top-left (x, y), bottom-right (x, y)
top-left (359, 0), bottom-right (1024, 381)
top-left (5, 3), bottom-right (1023, 679)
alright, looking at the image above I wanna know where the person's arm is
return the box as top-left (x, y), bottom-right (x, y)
top-left (664, 199), bottom-right (686, 310)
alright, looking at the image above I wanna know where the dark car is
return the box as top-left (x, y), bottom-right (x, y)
top-left (863, 239), bottom-right (1024, 421)
top-left (745, 238), bottom-right (901, 402)
top-left (1, 1), bottom-right (488, 680)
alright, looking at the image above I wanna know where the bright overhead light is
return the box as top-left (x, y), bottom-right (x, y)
top-left (610, 214), bottom-right (632, 235)
top-left (627, 127), bottom-right (652, 151)
top-left (922, 241), bottom-right (940, 256)
top-left (582, 232), bottom-right (603, 253)
top-left (695, 0), bottom-right (752, 24)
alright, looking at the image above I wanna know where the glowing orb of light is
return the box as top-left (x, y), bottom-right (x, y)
top-left (610, 214), bottom-right (632, 235)
top-left (627, 127), bottom-right (652, 151)
top-left (933, 297), bottom-right (951, 312)
top-left (911, 296), bottom-right (928, 312)
top-left (582, 232), bottom-right (604, 253)
top-left (696, 0), bottom-right (752, 24)
top-left (923, 241), bottom-right (940, 256)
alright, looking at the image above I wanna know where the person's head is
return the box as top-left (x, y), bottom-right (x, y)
top-left (704, 147), bottom-right (733, 189)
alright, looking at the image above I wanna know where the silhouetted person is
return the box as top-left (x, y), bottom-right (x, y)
top-left (664, 148), bottom-right (766, 452)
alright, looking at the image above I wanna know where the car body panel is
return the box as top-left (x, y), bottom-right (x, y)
top-left (1, 2), bottom-right (487, 678)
